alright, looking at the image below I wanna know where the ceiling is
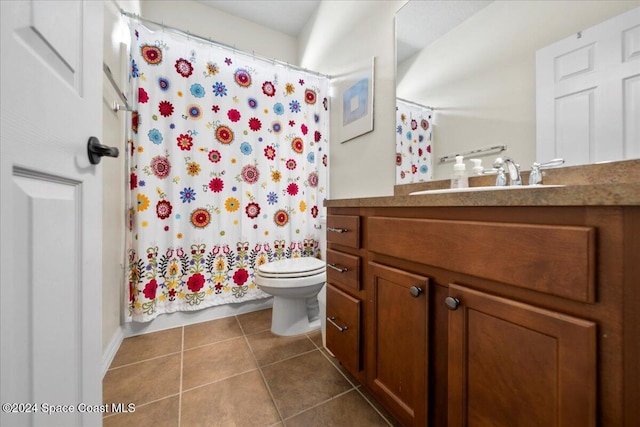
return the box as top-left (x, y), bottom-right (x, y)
top-left (196, 0), bottom-right (322, 37)
top-left (396, 0), bottom-right (492, 64)
top-left (195, 0), bottom-right (493, 65)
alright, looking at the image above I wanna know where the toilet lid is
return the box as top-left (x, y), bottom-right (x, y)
top-left (257, 257), bottom-right (326, 278)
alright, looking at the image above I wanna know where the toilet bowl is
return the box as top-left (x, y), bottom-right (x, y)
top-left (255, 257), bottom-right (326, 336)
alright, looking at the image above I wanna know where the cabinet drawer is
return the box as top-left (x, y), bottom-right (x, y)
top-left (326, 284), bottom-right (361, 375)
top-left (326, 249), bottom-right (361, 291)
top-left (326, 215), bottom-right (360, 248)
top-left (368, 216), bottom-right (595, 303)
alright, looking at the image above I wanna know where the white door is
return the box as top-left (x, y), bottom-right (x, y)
top-left (1, 1), bottom-right (104, 426)
top-left (536, 7), bottom-right (640, 166)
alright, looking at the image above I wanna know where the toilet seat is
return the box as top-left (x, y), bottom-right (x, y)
top-left (254, 257), bottom-right (326, 336)
top-left (257, 257), bottom-right (326, 278)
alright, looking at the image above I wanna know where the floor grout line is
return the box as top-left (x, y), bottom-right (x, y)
top-left (354, 387), bottom-right (396, 427)
top-left (106, 350), bottom-right (182, 371)
top-left (102, 393), bottom-right (181, 419)
top-left (237, 313), bottom-right (287, 425)
top-left (316, 345), bottom-right (360, 389)
top-left (180, 367), bottom-right (263, 394)
top-left (182, 333), bottom-right (247, 352)
top-left (177, 326), bottom-right (184, 427)
top-left (258, 347), bottom-right (320, 369)
top-left (281, 387), bottom-right (357, 422)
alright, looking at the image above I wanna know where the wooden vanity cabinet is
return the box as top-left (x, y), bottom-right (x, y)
top-left (326, 205), bottom-right (639, 427)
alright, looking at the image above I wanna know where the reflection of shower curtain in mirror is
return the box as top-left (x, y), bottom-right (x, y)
top-left (126, 23), bottom-right (329, 322)
top-left (396, 100), bottom-right (433, 184)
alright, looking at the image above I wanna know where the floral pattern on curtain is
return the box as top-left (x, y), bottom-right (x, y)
top-left (127, 24), bottom-right (329, 322)
top-left (396, 99), bottom-right (433, 184)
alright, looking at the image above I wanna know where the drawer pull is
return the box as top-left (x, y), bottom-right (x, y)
top-left (327, 316), bottom-right (348, 332)
top-left (327, 263), bottom-right (348, 273)
top-left (327, 227), bottom-right (348, 233)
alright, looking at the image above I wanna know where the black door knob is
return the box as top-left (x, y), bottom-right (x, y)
top-left (88, 136), bottom-right (119, 165)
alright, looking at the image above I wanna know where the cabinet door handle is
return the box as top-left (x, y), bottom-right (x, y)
top-left (327, 227), bottom-right (348, 233)
top-left (327, 316), bottom-right (348, 332)
top-left (409, 286), bottom-right (423, 298)
top-left (445, 296), bottom-right (460, 310)
top-left (327, 263), bottom-right (348, 273)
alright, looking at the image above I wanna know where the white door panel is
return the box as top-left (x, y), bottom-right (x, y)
top-left (625, 74), bottom-right (640, 158)
top-left (1, 1), bottom-right (103, 426)
top-left (537, 7), bottom-right (640, 166)
top-left (32, 1), bottom-right (81, 72)
top-left (554, 88), bottom-right (594, 165)
top-left (622, 22), bottom-right (640, 61)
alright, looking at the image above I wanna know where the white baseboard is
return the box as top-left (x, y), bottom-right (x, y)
top-left (102, 326), bottom-right (125, 377)
top-left (121, 298), bottom-right (273, 338)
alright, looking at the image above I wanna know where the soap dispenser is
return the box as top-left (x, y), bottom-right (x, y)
top-left (470, 158), bottom-right (483, 175)
top-left (451, 155), bottom-right (469, 189)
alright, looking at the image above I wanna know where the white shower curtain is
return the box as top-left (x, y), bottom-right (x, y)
top-left (396, 99), bottom-right (433, 184)
top-left (126, 23), bottom-right (329, 322)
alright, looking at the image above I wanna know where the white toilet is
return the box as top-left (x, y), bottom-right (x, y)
top-left (255, 257), bottom-right (326, 336)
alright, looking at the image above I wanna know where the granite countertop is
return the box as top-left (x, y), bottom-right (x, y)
top-left (326, 159), bottom-right (640, 208)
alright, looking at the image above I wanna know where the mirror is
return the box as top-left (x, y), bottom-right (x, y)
top-left (396, 0), bottom-right (639, 182)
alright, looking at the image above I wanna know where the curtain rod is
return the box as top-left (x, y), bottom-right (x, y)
top-left (438, 145), bottom-right (507, 163)
top-left (397, 97), bottom-right (435, 111)
top-left (119, 9), bottom-right (331, 80)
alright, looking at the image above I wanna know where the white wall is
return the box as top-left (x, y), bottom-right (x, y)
top-left (397, 0), bottom-right (637, 180)
top-left (139, 0), bottom-right (298, 65)
top-left (102, 0), bottom-right (140, 370)
top-left (299, 0), bottom-right (405, 199)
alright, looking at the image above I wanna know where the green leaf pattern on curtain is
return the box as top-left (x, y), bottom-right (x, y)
top-left (127, 24), bottom-right (328, 322)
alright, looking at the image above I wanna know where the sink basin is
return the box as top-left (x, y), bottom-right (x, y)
top-left (409, 185), bottom-right (565, 196)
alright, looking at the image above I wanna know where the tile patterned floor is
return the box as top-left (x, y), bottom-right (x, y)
top-left (103, 308), bottom-right (400, 427)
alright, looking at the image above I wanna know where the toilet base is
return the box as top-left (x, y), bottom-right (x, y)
top-left (270, 296), bottom-right (321, 336)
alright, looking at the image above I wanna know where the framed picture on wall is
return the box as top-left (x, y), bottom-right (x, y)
top-left (333, 57), bottom-right (375, 143)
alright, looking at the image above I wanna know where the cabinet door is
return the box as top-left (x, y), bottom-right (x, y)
top-left (369, 262), bottom-right (429, 427)
top-left (447, 284), bottom-right (597, 427)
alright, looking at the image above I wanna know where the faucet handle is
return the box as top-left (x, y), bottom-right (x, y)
top-left (536, 158), bottom-right (565, 169)
top-left (495, 168), bottom-right (507, 186)
top-left (529, 166), bottom-right (542, 186)
top-left (529, 158), bottom-right (564, 185)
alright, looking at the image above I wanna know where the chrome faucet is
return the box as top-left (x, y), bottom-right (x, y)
top-left (493, 157), bottom-right (522, 186)
top-left (529, 158), bottom-right (565, 185)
